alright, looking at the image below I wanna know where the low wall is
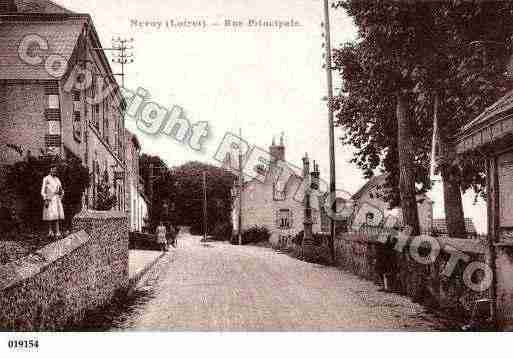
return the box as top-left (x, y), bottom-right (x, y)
top-left (336, 232), bottom-right (490, 318)
top-left (0, 210), bottom-right (128, 331)
top-left (285, 230), bottom-right (490, 321)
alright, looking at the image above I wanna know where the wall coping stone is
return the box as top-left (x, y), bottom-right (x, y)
top-left (0, 230), bottom-right (90, 291)
top-left (74, 209), bottom-right (128, 220)
top-left (338, 232), bottom-right (486, 255)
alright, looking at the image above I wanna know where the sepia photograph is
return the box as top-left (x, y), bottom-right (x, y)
top-left (1, 0), bottom-right (513, 356)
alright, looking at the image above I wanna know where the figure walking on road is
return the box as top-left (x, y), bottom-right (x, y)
top-left (156, 222), bottom-right (167, 252)
top-left (41, 165), bottom-right (65, 239)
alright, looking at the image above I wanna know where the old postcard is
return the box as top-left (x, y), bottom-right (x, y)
top-left (1, 0), bottom-right (512, 356)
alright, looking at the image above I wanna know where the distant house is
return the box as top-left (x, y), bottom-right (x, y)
top-left (351, 175), bottom-right (434, 233)
top-left (230, 136), bottom-right (323, 247)
top-left (432, 218), bottom-right (477, 238)
top-left (319, 196), bottom-right (350, 233)
top-left (125, 130), bottom-right (149, 232)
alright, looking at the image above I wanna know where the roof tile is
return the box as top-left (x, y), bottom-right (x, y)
top-left (0, 18), bottom-right (84, 80)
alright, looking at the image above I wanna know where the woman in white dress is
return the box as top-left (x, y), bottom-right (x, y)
top-left (41, 166), bottom-right (65, 238)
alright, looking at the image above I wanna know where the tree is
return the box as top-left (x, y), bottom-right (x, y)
top-left (139, 153), bottom-right (169, 227)
top-left (334, 1), bottom-right (440, 235)
top-left (334, 1), bottom-right (513, 236)
top-left (149, 161), bottom-right (235, 234)
top-left (94, 180), bottom-right (117, 211)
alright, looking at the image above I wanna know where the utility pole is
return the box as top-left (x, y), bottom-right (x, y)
top-left (322, 0), bottom-right (337, 263)
top-left (203, 171), bottom-right (207, 242)
top-left (238, 128), bottom-right (243, 246)
top-left (93, 37), bottom-right (134, 88)
top-left (109, 37), bottom-right (134, 88)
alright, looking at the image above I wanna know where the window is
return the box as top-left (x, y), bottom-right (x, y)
top-left (312, 208), bottom-right (319, 224)
top-left (103, 102), bottom-right (110, 145)
top-left (365, 212), bottom-right (375, 226)
top-left (47, 94), bottom-right (59, 109)
top-left (92, 104), bottom-right (100, 130)
top-left (73, 111), bottom-right (81, 141)
top-left (113, 115), bottom-right (118, 151)
top-left (71, 90), bottom-right (80, 101)
top-left (277, 209), bottom-right (292, 229)
top-left (499, 152), bottom-right (513, 227)
top-left (72, 90), bottom-right (81, 142)
top-left (48, 120), bottom-right (61, 135)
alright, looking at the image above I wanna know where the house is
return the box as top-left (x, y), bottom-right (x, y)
top-left (125, 129), bottom-right (148, 231)
top-left (231, 136), bottom-right (323, 247)
top-left (455, 87), bottom-right (513, 329)
top-left (0, 0), bottom-right (127, 211)
top-left (432, 218), bottom-right (477, 238)
top-left (351, 174), bottom-right (434, 233)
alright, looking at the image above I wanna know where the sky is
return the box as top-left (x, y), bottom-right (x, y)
top-left (56, 0), bottom-right (487, 233)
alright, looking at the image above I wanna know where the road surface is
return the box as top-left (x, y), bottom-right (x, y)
top-left (115, 234), bottom-right (448, 331)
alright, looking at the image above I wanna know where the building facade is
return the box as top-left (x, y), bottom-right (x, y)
top-left (125, 129), bottom-right (148, 231)
top-left (351, 175), bottom-right (434, 233)
top-left (0, 0), bottom-right (127, 212)
top-left (231, 138), bottom-right (322, 247)
top-left (456, 88), bottom-right (513, 329)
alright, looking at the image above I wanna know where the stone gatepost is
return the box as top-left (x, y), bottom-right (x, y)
top-left (302, 154), bottom-right (314, 259)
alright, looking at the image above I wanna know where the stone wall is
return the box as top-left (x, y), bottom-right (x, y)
top-left (0, 210), bottom-right (128, 331)
top-left (335, 232), bottom-right (490, 318)
top-left (286, 230), bottom-right (490, 321)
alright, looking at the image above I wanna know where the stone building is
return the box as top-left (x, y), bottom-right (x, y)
top-left (231, 137), bottom-right (322, 247)
top-left (0, 0), bottom-right (127, 211)
top-left (125, 129), bottom-right (148, 231)
top-left (351, 174), bottom-right (434, 232)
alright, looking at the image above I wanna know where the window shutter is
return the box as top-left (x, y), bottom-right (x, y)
top-left (499, 152), bottom-right (513, 227)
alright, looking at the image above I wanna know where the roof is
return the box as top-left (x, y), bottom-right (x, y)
top-left (352, 174), bottom-right (386, 200)
top-left (456, 89), bottom-right (513, 153)
top-left (433, 218), bottom-right (477, 235)
top-left (13, 0), bottom-right (74, 13)
top-left (0, 17), bottom-right (86, 80)
top-left (460, 89), bottom-right (513, 135)
top-left (352, 174), bottom-right (434, 205)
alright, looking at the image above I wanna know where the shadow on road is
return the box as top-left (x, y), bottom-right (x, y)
top-left (66, 288), bottom-right (156, 331)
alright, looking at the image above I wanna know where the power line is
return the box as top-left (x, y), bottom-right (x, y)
top-left (106, 37), bottom-right (135, 88)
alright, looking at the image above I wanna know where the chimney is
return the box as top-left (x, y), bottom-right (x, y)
top-left (269, 133), bottom-right (285, 162)
top-left (0, 0), bottom-right (17, 13)
top-left (302, 152), bottom-right (310, 179)
top-left (311, 160), bottom-right (320, 190)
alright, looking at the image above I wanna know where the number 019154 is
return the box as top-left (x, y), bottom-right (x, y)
top-left (8, 339), bottom-right (39, 350)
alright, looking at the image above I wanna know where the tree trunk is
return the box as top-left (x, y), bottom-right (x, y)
top-left (435, 93), bottom-right (467, 238)
top-left (396, 93), bottom-right (421, 236)
top-left (441, 166), bottom-right (467, 238)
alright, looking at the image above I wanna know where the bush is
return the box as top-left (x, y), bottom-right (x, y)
top-left (292, 231), bottom-right (304, 245)
top-left (211, 222), bottom-right (233, 241)
top-left (238, 226), bottom-right (270, 245)
top-left (94, 179), bottom-right (117, 211)
top-left (4, 155), bottom-right (90, 231)
top-left (312, 232), bottom-right (330, 246)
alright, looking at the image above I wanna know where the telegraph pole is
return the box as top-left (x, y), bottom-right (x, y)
top-left (203, 172), bottom-right (207, 242)
top-left (322, 0), bottom-right (337, 262)
top-left (238, 128), bottom-right (243, 246)
top-left (110, 37), bottom-right (134, 88)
